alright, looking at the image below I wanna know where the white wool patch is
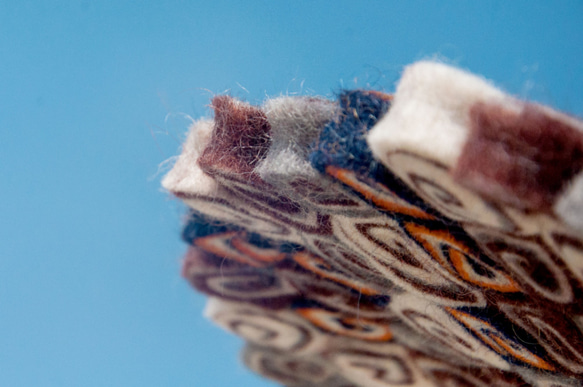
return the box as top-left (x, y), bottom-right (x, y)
top-left (367, 61), bottom-right (515, 167)
top-left (256, 96), bottom-right (337, 184)
top-left (161, 119), bottom-right (217, 195)
top-left (555, 171), bottom-right (583, 233)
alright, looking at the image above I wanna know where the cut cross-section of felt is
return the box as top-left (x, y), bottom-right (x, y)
top-left (164, 61), bottom-right (583, 387)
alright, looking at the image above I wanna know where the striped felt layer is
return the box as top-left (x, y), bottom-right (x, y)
top-left (164, 62), bottom-right (583, 387)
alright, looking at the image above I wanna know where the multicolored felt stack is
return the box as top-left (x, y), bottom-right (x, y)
top-left (163, 61), bottom-right (583, 387)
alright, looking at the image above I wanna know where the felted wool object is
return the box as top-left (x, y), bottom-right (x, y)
top-left (256, 96), bottom-right (337, 184)
top-left (367, 61), bottom-right (511, 166)
top-left (198, 95), bottom-right (271, 180)
top-left (368, 61), bottom-right (583, 231)
top-left (161, 119), bottom-right (217, 196)
top-left (164, 62), bottom-right (583, 387)
top-left (556, 172), bottom-right (583, 231)
top-left (254, 96), bottom-right (348, 208)
top-left (311, 90), bottom-right (392, 175)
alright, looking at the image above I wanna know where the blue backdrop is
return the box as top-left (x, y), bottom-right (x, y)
top-left (1, 1), bottom-right (582, 386)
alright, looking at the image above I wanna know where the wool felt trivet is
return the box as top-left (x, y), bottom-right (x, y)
top-left (163, 61), bottom-right (583, 387)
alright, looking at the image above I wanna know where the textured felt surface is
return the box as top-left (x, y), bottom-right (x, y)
top-left (455, 102), bottom-right (583, 209)
top-left (164, 62), bottom-right (583, 387)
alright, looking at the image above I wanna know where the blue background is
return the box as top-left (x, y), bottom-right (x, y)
top-left (1, 1), bottom-right (582, 386)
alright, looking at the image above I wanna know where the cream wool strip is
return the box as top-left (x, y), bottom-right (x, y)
top-left (161, 119), bottom-right (217, 196)
top-left (367, 61), bottom-right (513, 166)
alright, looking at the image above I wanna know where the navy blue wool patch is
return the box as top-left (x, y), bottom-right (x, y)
top-left (182, 211), bottom-right (281, 251)
top-left (309, 90), bottom-right (391, 175)
top-left (181, 211), bottom-right (235, 244)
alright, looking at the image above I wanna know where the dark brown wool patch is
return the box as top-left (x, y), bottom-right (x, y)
top-left (198, 96), bottom-right (271, 179)
top-left (453, 102), bottom-right (583, 209)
